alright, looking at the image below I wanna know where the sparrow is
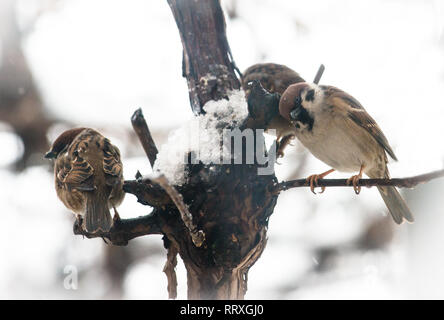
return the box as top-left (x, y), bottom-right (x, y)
top-left (241, 63), bottom-right (305, 157)
top-left (279, 83), bottom-right (414, 224)
top-left (45, 128), bottom-right (125, 233)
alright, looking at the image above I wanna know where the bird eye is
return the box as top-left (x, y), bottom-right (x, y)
top-left (305, 89), bottom-right (315, 102)
top-left (294, 96), bottom-right (302, 106)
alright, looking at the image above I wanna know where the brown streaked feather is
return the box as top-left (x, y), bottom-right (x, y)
top-left (102, 138), bottom-right (123, 186)
top-left (323, 85), bottom-right (398, 161)
top-left (57, 155), bottom-right (95, 190)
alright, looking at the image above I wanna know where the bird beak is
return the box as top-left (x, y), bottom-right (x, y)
top-left (290, 108), bottom-right (301, 120)
top-left (44, 151), bottom-right (56, 159)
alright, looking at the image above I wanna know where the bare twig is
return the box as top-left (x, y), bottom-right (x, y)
top-left (163, 244), bottom-right (179, 299)
top-left (313, 64), bottom-right (325, 84)
top-left (275, 169), bottom-right (444, 193)
top-left (151, 174), bottom-right (206, 247)
top-left (131, 108), bottom-right (159, 167)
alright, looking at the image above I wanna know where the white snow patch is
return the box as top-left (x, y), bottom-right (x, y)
top-left (153, 90), bottom-right (248, 185)
top-left (0, 124), bottom-right (24, 167)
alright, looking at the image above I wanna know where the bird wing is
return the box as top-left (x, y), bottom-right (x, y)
top-left (324, 85), bottom-right (398, 161)
top-left (102, 138), bottom-right (123, 186)
top-left (56, 154), bottom-right (95, 191)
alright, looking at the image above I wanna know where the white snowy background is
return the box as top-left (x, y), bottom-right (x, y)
top-left (1, 0), bottom-right (444, 299)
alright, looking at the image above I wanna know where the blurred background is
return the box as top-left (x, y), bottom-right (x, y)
top-left (1, 0), bottom-right (444, 299)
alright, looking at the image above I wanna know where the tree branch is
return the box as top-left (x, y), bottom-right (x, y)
top-left (275, 169), bottom-right (444, 193)
top-left (313, 64), bottom-right (325, 84)
top-left (151, 174), bottom-right (206, 248)
top-left (131, 108), bottom-right (159, 167)
top-left (73, 212), bottom-right (162, 246)
top-left (168, 0), bottom-right (240, 114)
top-left (123, 177), bottom-right (172, 207)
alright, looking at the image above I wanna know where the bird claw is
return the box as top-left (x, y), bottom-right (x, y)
top-left (347, 175), bottom-right (362, 195)
top-left (275, 145), bottom-right (284, 164)
top-left (305, 169), bottom-right (334, 194)
top-left (306, 174), bottom-right (325, 195)
top-left (75, 215), bottom-right (85, 231)
top-left (276, 144), bottom-right (285, 159)
top-left (275, 134), bottom-right (295, 160)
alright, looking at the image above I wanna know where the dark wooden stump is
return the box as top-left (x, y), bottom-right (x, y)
top-left (161, 0), bottom-right (278, 299)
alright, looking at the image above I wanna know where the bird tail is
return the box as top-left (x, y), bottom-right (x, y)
top-left (84, 191), bottom-right (112, 233)
top-left (377, 186), bottom-right (414, 224)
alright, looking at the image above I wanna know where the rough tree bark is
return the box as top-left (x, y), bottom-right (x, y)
top-left (160, 0), bottom-right (275, 299)
top-left (168, 0), bottom-right (240, 115)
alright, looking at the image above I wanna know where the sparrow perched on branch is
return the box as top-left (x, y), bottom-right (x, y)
top-left (45, 128), bottom-right (125, 233)
top-left (279, 83), bottom-right (414, 224)
top-left (241, 63), bottom-right (305, 157)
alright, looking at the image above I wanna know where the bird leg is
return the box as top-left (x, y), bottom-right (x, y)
top-left (347, 164), bottom-right (365, 195)
top-left (76, 215), bottom-right (83, 225)
top-left (75, 215), bottom-right (85, 239)
top-left (306, 169), bottom-right (335, 194)
top-left (276, 134), bottom-right (295, 158)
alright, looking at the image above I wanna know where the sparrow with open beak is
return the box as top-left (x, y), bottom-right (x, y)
top-left (45, 128), bottom-right (125, 233)
top-left (241, 63), bottom-right (305, 157)
top-left (279, 83), bottom-right (414, 224)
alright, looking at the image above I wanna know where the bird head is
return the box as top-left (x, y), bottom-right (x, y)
top-left (45, 127), bottom-right (86, 159)
top-left (279, 82), bottom-right (321, 131)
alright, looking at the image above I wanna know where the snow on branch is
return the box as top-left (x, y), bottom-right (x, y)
top-left (153, 90), bottom-right (248, 185)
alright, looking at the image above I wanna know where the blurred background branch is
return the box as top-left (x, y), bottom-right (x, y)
top-left (0, 0), bottom-right (55, 170)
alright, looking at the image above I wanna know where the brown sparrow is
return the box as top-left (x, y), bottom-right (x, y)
top-left (241, 63), bottom-right (305, 157)
top-left (279, 83), bottom-right (414, 224)
top-left (45, 128), bottom-right (125, 233)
